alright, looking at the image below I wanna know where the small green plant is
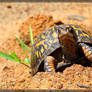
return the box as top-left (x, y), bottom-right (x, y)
top-left (0, 24), bottom-right (34, 68)
top-left (29, 24), bottom-right (34, 44)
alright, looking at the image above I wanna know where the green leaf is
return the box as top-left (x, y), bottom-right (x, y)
top-left (15, 36), bottom-right (30, 61)
top-left (0, 52), bottom-right (17, 62)
top-left (24, 58), bottom-right (30, 64)
top-left (29, 24), bottom-right (34, 44)
top-left (10, 51), bottom-right (21, 63)
top-left (15, 36), bottom-right (31, 53)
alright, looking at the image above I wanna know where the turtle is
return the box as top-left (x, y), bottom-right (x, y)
top-left (30, 24), bottom-right (76, 75)
top-left (30, 24), bottom-right (92, 76)
top-left (58, 24), bottom-right (92, 65)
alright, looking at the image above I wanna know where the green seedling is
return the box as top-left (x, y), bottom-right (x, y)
top-left (10, 51), bottom-right (21, 63)
top-left (0, 51), bottom-right (20, 63)
top-left (0, 24), bottom-right (34, 67)
top-left (29, 24), bottom-right (34, 44)
top-left (15, 36), bottom-right (31, 65)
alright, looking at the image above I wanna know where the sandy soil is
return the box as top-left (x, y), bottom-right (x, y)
top-left (0, 2), bottom-right (92, 90)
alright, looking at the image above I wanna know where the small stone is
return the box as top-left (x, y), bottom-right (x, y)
top-left (76, 83), bottom-right (91, 88)
top-left (57, 82), bottom-right (63, 89)
top-left (76, 72), bottom-right (79, 75)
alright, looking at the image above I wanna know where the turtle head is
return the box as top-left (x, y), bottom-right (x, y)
top-left (58, 26), bottom-right (75, 43)
top-left (58, 25), bottom-right (78, 61)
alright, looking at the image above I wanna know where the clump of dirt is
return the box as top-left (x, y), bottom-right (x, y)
top-left (0, 14), bottom-right (92, 90)
top-left (18, 14), bottom-right (63, 44)
top-left (28, 64), bottom-right (92, 89)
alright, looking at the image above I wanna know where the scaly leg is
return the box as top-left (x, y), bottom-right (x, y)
top-left (79, 43), bottom-right (92, 63)
top-left (44, 56), bottom-right (57, 72)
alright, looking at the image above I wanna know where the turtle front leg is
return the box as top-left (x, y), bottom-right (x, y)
top-left (44, 56), bottom-right (57, 72)
top-left (79, 43), bottom-right (92, 63)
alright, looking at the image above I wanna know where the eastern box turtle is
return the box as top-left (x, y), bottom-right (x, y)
top-left (59, 24), bottom-right (92, 64)
top-left (31, 24), bottom-right (92, 75)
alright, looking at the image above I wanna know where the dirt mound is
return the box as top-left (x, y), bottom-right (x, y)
top-left (29, 64), bottom-right (92, 89)
top-left (19, 14), bottom-right (63, 44)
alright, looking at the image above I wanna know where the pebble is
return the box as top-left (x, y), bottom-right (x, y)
top-left (57, 82), bottom-right (63, 89)
top-left (76, 83), bottom-right (91, 88)
top-left (76, 72), bottom-right (79, 75)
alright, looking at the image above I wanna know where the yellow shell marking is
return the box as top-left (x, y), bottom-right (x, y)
top-left (52, 31), bottom-right (57, 38)
top-left (82, 46), bottom-right (88, 57)
top-left (41, 46), bottom-right (44, 53)
top-left (75, 30), bottom-right (79, 36)
top-left (65, 25), bottom-right (70, 28)
top-left (72, 26), bottom-right (79, 30)
top-left (52, 26), bottom-right (55, 31)
top-left (72, 26), bottom-right (82, 31)
top-left (72, 26), bottom-right (89, 38)
top-left (36, 40), bottom-right (44, 47)
top-left (80, 34), bottom-right (83, 37)
top-left (82, 46), bottom-right (85, 51)
top-left (36, 51), bottom-right (41, 58)
top-left (82, 33), bottom-right (89, 38)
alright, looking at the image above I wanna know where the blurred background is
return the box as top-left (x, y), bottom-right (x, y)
top-left (0, 2), bottom-right (92, 44)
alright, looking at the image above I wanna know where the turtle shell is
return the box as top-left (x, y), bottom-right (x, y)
top-left (30, 24), bottom-right (92, 75)
top-left (70, 24), bottom-right (92, 44)
top-left (30, 25), bottom-right (63, 75)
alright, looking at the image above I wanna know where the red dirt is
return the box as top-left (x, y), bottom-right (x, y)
top-left (19, 14), bottom-right (63, 44)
